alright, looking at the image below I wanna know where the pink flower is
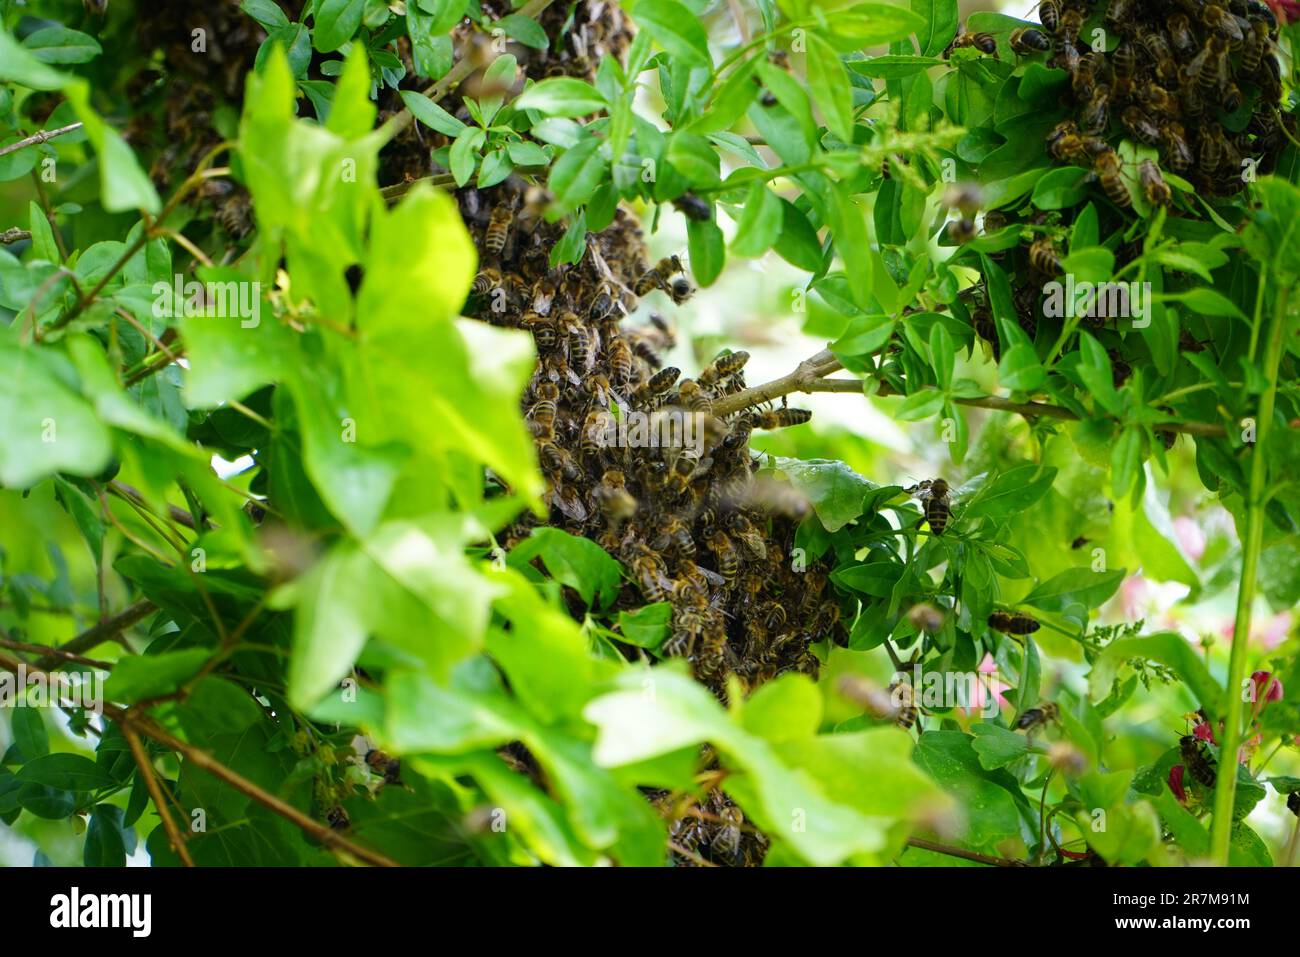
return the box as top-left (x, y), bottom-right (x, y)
top-left (1173, 517), bottom-right (1206, 562)
top-left (1194, 721), bottom-right (1216, 744)
top-left (1251, 671), bottom-right (1284, 704)
top-left (1266, 0), bottom-right (1300, 26)
top-left (1168, 765), bottom-right (1187, 803)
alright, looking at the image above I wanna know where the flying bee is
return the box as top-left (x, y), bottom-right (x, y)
top-left (527, 381), bottom-right (560, 438)
top-left (726, 512), bottom-right (768, 561)
top-left (948, 217), bottom-right (977, 244)
top-left (484, 205), bottom-right (513, 255)
top-left (906, 602), bottom-right (945, 634)
top-left (1015, 702), bottom-right (1060, 738)
top-left (1009, 27), bottom-right (1052, 55)
top-left (907, 477), bottom-right (951, 537)
top-left (1080, 85), bottom-right (1111, 136)
top-left (472, 267), bottom-right (501, 296)
top-left (365, 749), bottom-right (402, 786)
top-left (886, 678), bottom-right (919, 731)
top-left (633, 365), bottom-right (681, 408)
top-left (988, 610), bottom-right (1041, 635)
top-left (1121, 107), bottom-right (1162, 147)
top-left (705, 527), bottom-right (739, 581)
top-left (752, 408), bottom-right (813, 430)
top-left (1168, 13), bottom-right (1196, 54)
top-left (1029, 235), bottom-right (1064, 274)
top-left (1179, 734), bottom-right (1218, 789)
top-left (593, 469), bottom-right (637, 525)
top-left (946, 28), bottom-right (999, 58)
top-left (672, 192), bottom-right (711, 222)
top-left (633, 255), bottom-right (685, 297)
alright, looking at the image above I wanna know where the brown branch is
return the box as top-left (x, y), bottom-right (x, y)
top-left (379, 0), bottom-right (559, 141)
top-left (123, 725), bottom-right (195, 867)
top-left (0, 122), bottom-right (83, 159)
top-left (108, 481), bottom-right (205, 530)
top-left (715, 349), bottom-right (1231, 437)
top-left (0, 635), bottom-right (112, 669)
top-left (36, 599), bottom-right (155, 669)
top-left (0, 653), bottom-right (398, 868)
top-left (904, 836), bottom-right (1026, 867)
top-left (0, 227), bottom-right (31, 245)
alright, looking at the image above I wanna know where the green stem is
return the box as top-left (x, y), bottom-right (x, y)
top-left (1207, 281), bottom-right (1290, 864)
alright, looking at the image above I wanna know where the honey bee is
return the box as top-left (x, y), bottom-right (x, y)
top-left (608, 338), bottom-right (634, 391)
top-left (1015, 702), bottom-right (1060, 736)
top-left (906, 602), bottom-right (945, 634)
top-left (565, 313), bottom-right (592, 372)
top-left (537, 438), bottom-right (581, 482)
top-left (1139, 160), bottom-right (1172, 206)
top-left (669, 277), bottom-right (694, 305)
top-left (365, 749), bottom-right (402, 785)
top-left (705, 526), bottom-right (739, 581)
top-left (887, 678), bottom-right (919, 731)
top-left (711, 805), bottom-right (745, 864)
top-left (988, 610), bottom-right (1041, 635)
top-left (972, 304), bottom-right (999, 358)
top-left (630, 545), bottom-right (670, 603)
top-left (1093, 150), bottom-right (1133, 209)
top-left (726, 512), bottom-right (767, 561)
top-left (698, 350), bottom-right (750, 390)
top-left (326, 806), bottom-right (350, 831)
top-left (1029, 235), bottom-right (1064, 274)
top-left (1080, 85), bottom-right (1111, 136)
top-left (1188, 35), bottom-right (1229, 94)
top-left (1039, 0), bottom-right (1061, 34)
top-left (485, 205), bottom-right (513, 255)
top-left (1139, 30), bottom-right (1178, 84)
top-left (528, 381), bottom-right (560, 437)
top-left (1103, 0), bottom-right (1134, 28)
top-left (582, 409), bottom-right (615, 457)
top-left (1241, 19), bottom-right (1271, 75)
top-left (1138, 83), bottom-right (1177, 117)
top-left (677, 379), bottom-right (713, 413)
top-left (1203, 3), bottom-right (1243, 43)
top-left (1222, 82), bottom-right (1244, 114)
top-left (663, 448), bottom-right (700, 498)
top-left (672, 192), bottom-right (711, 222)
top-left (1198, 126), bottom-right (1224, 177)
top-left (1058, 8), bottom-right (1082, 45)
top-left (472, 267), bottom-right (501, 296)
top-left (1046, 120), bottom-right (1085, 162)
top-left (948, 217), bottom-right (978, 244)
top-left (652, 515), bottom-right (697, 557)
top-left (1009, 27), bottom-right (1052, 55)
top-left (752, 408), bottom-right (813, 430)
top-left (1179, 734), bottom-right (1218, 788)
top-left (1168, 13), bottom-right (1196, 55)
top-left (633, 255), bottom-right (685, 297)
top-left (946, 29), bottom-right (999, 58)
top-left (1121, 107), bottom-right (1161, 147)
top-left (522, 312), bottom-right (559, 350)
top-left (633, 365), bottom-right (681, 408)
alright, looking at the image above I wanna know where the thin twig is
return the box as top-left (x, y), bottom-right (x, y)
top-left (36, 599), bottom-right (155, 669)
top-left (904, 836), bottom-right (1026, 867)
top-left (109, 481), bottom-right (205, 531)
top-left (0, 635), bottom-right (112, 669)
top-left (123, 725), bottom-right (195, 867)
top-left (0, 227), bottom-right (31, 244)
top-left (0, 122), bottom-right (83, 159)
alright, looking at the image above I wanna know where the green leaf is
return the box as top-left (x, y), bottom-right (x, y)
top-left (1021, 566), bottom-right (1125, 621)
top-left (686, 218), bottom-right (725, 287)
top-left (910, 0), bottom-right (959, 57)
top-left (11, 709), bottom-right (50, 762)
top-left (314, 0), bottom-right (366, 52)
top-left (17, 753), bottom-right (117, 791)
top-left (617, 602), bottom-right (673, 649)
top-left (1031, 167), bottom-right (1091, 210)
top-left (741, 674), bottom-right (822, 742)
top-left (63, 80), bottom-right (161, 214)
top-left (509, 527), bottom-right (622, 608)
top-left (22, 26), bottom-right (101, 65)
top-left (288, 543), bottom-right (376, 709)
top-left (0, 27), bottom-right (69, 90)
top-left (998, 342), bottom-right (1046, 392)
top-left (913, 731), bottom-right (1023, 848)
top-left (628, 0), bottom-right (711, 68)
top-left (806, 34), bottom-right (853, 142)
top-left (449, 127), bottom-right (486, 187)
top-left (848, 55), bottom-right (946, 79)
top-left (772, 457), bottom-right (873, 532)
top-left (105, 649), bottom-right (211, 704)
top-left (84, 804), bottom-right (129, 867)
top-left (514, 78), bottom-right (609, 117)
top-left (963, 465), bottom-right (1057, 520)
top-left (399, 90), bottom-right (467, 136)
top-left (970, 723), bottom-right (1029, 770)
top-left (496, 14), bottom-right (549, 49)
top-left (730, 182), bottom-right (783, 257)
top-left (549, 137), bottom-right (608, 212)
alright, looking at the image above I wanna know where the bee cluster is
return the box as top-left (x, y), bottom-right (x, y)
top-left (1032, 0), bottom-right (1286, 198)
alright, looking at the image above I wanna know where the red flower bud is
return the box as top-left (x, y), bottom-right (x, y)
top-left (1251, 671), bottom-right (1284, 704)
top-left (1168, 764), bottom-right (1187, 804)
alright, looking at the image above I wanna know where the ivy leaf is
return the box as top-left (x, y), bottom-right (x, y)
top-left (909, 0), bottom-right (959, 57)
top-left (970, 723), bottom-right (1029, 770)
top-left (449, 128), bottom-right (486, 187)
top-left (913, 731), bottom-right (1023, 848)
top-left (496, 14), bottom-right (549, 49)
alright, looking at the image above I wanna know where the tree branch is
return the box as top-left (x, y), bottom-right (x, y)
top-left (36, 599), bottom-right (156, 669)
top-left (714, 349), bottom-right (1231, 437)
top-left (1, 227), bottom-right (32, 245)
top-left (0, 653), bottom-right (399, 868)
top-left (123, 725), bottom-right (195, 867)
top-left (904, 836), bottom-right (1026, 867)
top-left (0, 122), bottom-right (83, 159)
